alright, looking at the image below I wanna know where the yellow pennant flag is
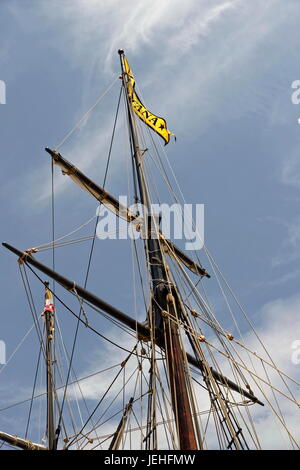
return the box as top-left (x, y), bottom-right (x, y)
top-left (123, 56), bottom-right (175, 145)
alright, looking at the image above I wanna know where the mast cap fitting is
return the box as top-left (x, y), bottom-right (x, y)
top-left (118, 49), bottom-right (124, 55)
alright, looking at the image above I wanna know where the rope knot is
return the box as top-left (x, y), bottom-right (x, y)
top-left (198, 335), bottom-right (206, 342)
top-left (18, 248), bottom-right (38, 265)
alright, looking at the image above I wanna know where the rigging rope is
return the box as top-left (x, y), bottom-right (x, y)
top-left (22, 263), bottom-right (148, 358)
top-left (0, 323), bottom-right (35, 375)
top-left (0, 363), bottom-right (122, 414)
top-left (30, 214), bottom-right (97, 252)
top-left (55, 77), bottom-right (119, 151)
top-left (65, 346), bottom-right (137, 450)
top-left (6, 74), bottom-right (299, 449)
top-left (24, 339), bottom-right (43, 440)
top-left (56, 85), bottom-right (123, 434)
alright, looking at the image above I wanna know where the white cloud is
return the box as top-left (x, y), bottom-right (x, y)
top-left (270, 215), bottom-right (300, 268)
top-left (1, 292), bottom-right (299, 449)
top-left (281, 152), bottom-right (300, 188)
top-left (8, 0), bottom-right (294, 209)
top-left (215, 293), bottom-right (300, 449)
top-left (33, 0), bottom-right (238, 71)
top-left (58, 292), bottom-right (300, 449)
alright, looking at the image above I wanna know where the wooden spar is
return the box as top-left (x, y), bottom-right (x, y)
top-left (44, 147), bottom-right (136, 223)
top-left (44, 147), bottom-right (210, 278)
top-left (0, 431), bottom-right (47, 450)
top-left (119, 49), bottom-right (198, 449)
top-left (2, 242), bottom-right (264, 406)
top-left (2, 243), bottom-right (149, 341)
top-left (109, 397), bottom-right (133, 450)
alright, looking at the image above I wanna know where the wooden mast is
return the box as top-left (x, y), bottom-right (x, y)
top-left (118, 49), bottom-right (198, 450)
top-left (0, 284), bottom-right (56, 451)
top-left (2, 243), bottom-right (264, 406)
top-left (43, 282), bottom-right (56, 450)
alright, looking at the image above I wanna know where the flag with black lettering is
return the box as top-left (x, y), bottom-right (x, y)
top-left (123, 56), bottom-right (175, 145)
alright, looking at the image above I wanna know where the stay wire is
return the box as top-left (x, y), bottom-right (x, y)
top-left (24, 262), bottom-right (146, 358)
top-left (56, 85), bottom-right (123, 432)
top-left (24, 334), bottom-right (43, 440)
top-left (19, 265), bottom-right (46, 360)
top-left (19, 265), bottom-right (69, 444)
top-left (0, 363), bottom-right (121, 414)
top-left (65, 346), bottom-right (137, 450)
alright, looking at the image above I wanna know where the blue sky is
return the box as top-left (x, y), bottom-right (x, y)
top-left (0, 0), bottom-right (300, 449)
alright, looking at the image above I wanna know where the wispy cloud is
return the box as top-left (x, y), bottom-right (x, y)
top-left (281, 152), bottom-right (300, 188)
top-left (1, 291), bottom-right (299, 448)
top-left (269, 215), bottom-right (300, 268)
top-left (7, 0), bottom-right (293, 209)
top-left (75, 293), bottom-right (300, 448)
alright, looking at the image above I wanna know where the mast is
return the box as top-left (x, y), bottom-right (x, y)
top-left (1, 52), bottom-right (298, 452)
top-left (118, 49), bottom-right (198, 450)
top-left (44, 147), bottom-right (210, 278)
top-left (0, 283), bottom-right (57, 451)
top-left (42, 282), bottom-right (56, 450)
top-left (2, 245), bottom-right (263, 406)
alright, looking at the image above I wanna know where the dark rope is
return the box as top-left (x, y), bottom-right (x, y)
top-left (65, 346), bottom-right (136, 450)
top-left (56, 86), bottom-right (123, 435)
top-left (24, 263), bottom-right (144, 357)
top-left (24, 339), bottom-right (43, 439)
